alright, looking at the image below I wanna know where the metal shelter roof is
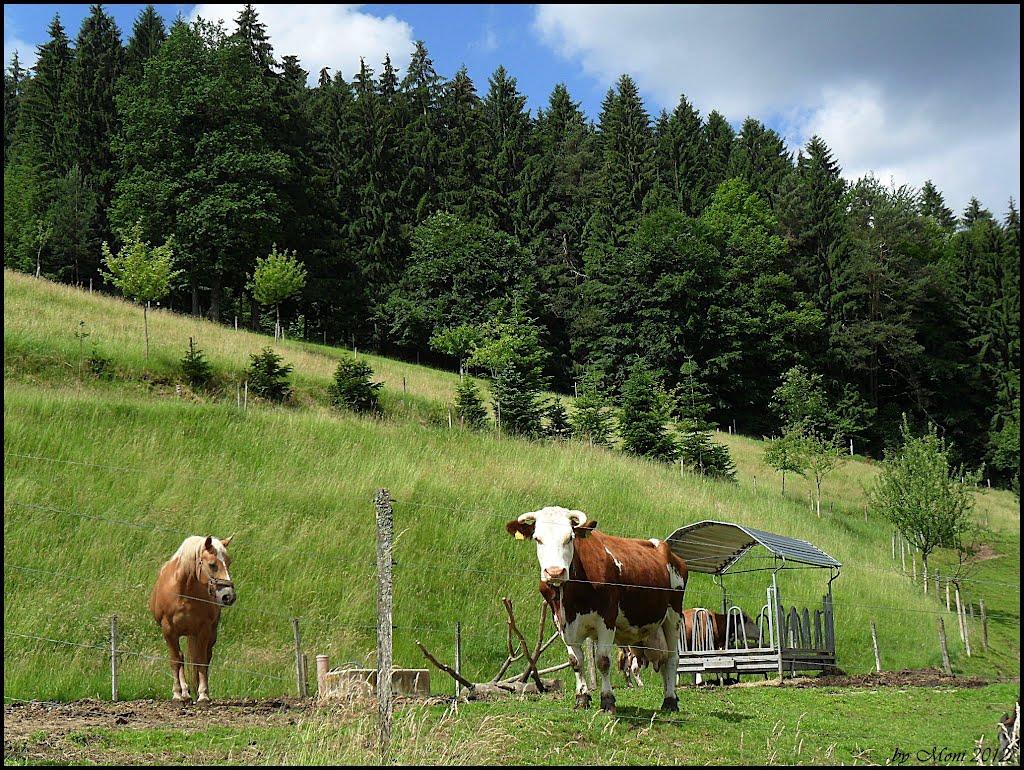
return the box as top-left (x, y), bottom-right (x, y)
top-left (665, 520), bottom-right (842, 575)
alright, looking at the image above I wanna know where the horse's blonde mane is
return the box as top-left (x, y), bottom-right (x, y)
top-left (170, 536), bottom-right (226, 581)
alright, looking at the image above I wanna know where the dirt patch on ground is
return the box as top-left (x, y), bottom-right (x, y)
top-left (778, 668), bottom-right (999, 689)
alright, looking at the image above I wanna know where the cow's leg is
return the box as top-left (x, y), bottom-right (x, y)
top-left (631, 655), bottom-right (645, 688)
top-left (565, 640), bottom-right (590, 709)
top-left (595, 625), bottom-right (617, 713)
top-left (162, 625), bottom-right (190, 702)
top-left (659, 611), bottom-right (681, 712)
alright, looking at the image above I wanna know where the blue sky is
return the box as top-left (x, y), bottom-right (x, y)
top-left (4, 4), bottom-right (1020, 218)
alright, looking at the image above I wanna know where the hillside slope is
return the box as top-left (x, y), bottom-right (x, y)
top-left (4, 270), bottom-right (1019, 703)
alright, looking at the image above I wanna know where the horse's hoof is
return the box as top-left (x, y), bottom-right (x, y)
top-left (574, 693), bottom-right (591, 709)
top-left (197, 696), bottom-right (211, 706)
top-left (600, 694), bottom-right (616, 714)
top-left (660, 697), bottom-right (679, 712)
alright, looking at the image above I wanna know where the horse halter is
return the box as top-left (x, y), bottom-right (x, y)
top-left (197, 554), bottom-right (234, 599)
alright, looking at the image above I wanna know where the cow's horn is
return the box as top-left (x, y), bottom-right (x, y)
top-left (568, 510), bottom-right (589, 527)
top-left (517, 512), bottom-right (537, 525)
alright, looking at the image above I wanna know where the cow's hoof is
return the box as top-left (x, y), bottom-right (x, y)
top-left (574, 693), bottom-right (591, 709)
top-left (600, 694), bottom-right (616, 714)
top-left (660, 697), bottom-right (679, 712)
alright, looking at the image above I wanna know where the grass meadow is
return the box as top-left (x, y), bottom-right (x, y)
top-left (4, 269), bottom-right (1020, 764)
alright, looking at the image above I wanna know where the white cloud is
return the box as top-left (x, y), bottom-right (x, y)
top-left (532, 4), bottom-right (1020, 216)
top-left (190, 4), bottom-right (416, 82)
top-left (4, 11), bottom-right (38, 72)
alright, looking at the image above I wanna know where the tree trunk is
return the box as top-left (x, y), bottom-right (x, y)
top-left (209, 279), bottom-right (222, 323)
top-left (192, 285), bottom-right (201, 317)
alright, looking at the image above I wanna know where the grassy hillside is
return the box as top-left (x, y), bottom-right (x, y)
top-left (4, 269), bottom-right (1019, 706)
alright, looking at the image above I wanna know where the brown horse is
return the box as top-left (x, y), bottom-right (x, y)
top-left (150, 535), bottom-right (236, 702)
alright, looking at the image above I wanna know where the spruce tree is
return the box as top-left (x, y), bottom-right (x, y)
top-left (726, 117), bottom-right (792, 210)
top-left (454, 377), bottom-right (489, 429)
top-left (654, 93), bottom-right (704, 216)
top-left (618, 360), bottom-right (678, 462)
top-left (569, 370), bottom-right (615, 447)
top-left (695, 110), bottom-right (735, 212)
top-left (479, 65), bottom-right (532, 236)
top-left (122, 4), bottom-right (167, 87)
top-left (437, 66), bottom-right (487, 223)
top-left (4, 51), bottom-right (27, 166)
top-left (674, 358), bottom-right (736, 480)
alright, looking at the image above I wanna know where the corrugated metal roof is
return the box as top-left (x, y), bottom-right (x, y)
top-left (665, 520), bottom-right (842, 575)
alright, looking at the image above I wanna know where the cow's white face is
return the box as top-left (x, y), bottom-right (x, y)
top-left (506, 506), bottom-right (595, 586)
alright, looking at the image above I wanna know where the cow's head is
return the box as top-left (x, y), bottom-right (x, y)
top-left (728, 610), bottom-right (762, 648)
top-left (506, 506), bottom-right (597, 586)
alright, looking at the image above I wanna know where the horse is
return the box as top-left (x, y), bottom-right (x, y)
top-left (150, 535), bottom-right (236, 703)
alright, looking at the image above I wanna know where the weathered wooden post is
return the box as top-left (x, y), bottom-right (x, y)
top-left (871, 620), bottom-right (881, 672)
top-left (292, 618), bottom-right (307, 698)
top-left (455, 621), bottom-right (463, 698)
top-left (375, 488), bottom-right (394, 764)
top-left (111, 615), bottom-right (119, 702)
top-left (980, 600), bottom-right (988, 651)
top-left (937, 617), bottom-right (953, 676)
top-left (317, 655), bottom-right (330, 698)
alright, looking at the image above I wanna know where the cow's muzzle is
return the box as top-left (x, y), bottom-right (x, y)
top-left (542, 566), bottom-right (567, 585)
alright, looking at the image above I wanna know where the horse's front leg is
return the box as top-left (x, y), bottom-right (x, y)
top-left (162, 627), bottom-right (190, 702)
top-left (194, 631), bottom-right (214, 703)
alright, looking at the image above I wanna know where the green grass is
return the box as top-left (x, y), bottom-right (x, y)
top-left (3, 269), bottom-right (1020, 764)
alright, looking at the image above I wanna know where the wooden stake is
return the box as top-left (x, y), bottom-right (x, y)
top-left (111, 615), bottom-right (119, 703)
top-left (292, 618), bottom-right (306, 698)
top-left (937, 617), bottom-right (953, 676)
top-left (455, 621), bottom-right (462, 698)
top-left (871, 620), bottom-right (881, 672)
top-left (375, 488), bottom-right (394, 763)
top-left (980, 600), bottom-right (988, 651)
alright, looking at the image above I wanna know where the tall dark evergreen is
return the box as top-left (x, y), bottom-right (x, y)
top-left (479, 65), bottom-right (532, 237)
top-left (726, 117), bottom-right (792, 210)
top-left (4, 51), bottom-right (27, 166)
top-left (918, 180), bottom-right (956, 232)
top-left (54, 4), bottom-right (125, 285)
top-left (695, 110), bottom-right (735, 211)
top-left (592, 74), bottom-right (656, 248)
top-left (437, 66), bottom-right (488, 224)
top-left (399, 41), bottom-right (445, 225)
top-left (122, 4), bottom-right (167, 86)
top-left (654, 94), bottom-right (704, 216)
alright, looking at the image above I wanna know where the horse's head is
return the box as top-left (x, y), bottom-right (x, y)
top-left (197, 535), bottom-right (236, 606)
top-left (506, 506), bottom-right (597, 586)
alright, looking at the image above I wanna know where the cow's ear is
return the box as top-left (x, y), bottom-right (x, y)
top-left (574, 520), bottom-right (598, 538)
top-left (506, 520), bottom-right (535, 540)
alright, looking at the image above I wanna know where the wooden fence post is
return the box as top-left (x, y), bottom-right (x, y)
top-left (375, 488), bottom-right (394, 765)
top-left (980, 600), bottom-right (988, 651)
top-left (937, 617), bottom-right (953, 676)
top-left (111, 615), bottom-right (119, 703)
top-left (455, 621), bottom-right (462, 698)
top-left (870, 620), bottom-right (881, 672)
top-left (292, 618), bottom-right (307, 698)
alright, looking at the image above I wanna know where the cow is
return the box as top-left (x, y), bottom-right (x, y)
top-left (682, 607), bottom-right (761, 651)
top-left (506, 506), bottom-right (687, 714)
top-left (682, 607), bottom-right (762, 685)
top-left (617, 625), bottom-right (669, 688)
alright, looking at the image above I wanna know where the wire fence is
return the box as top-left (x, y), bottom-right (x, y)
top-left (4, 449), bottom-right (1019, 714)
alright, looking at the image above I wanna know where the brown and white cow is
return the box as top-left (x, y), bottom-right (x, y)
top-left (506, 506), bottom-right (687, 714)
top-left (681, 607), bottom-right (761, 651)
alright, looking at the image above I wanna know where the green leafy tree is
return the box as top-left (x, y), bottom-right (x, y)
top-left (100, 221), bottom-right (180, 361)
top-left (246, 347), bottom-right (293, 403)
top-left (328, 356), bottom-right (383, 413)
top-left (868, 415), bottom-right (983, 587)
top-left (619, 360), bottom-right (678, 462)
top-left (248, 244), bottom-right (307, 342)
top-left (429, 323), bottom-right (481, 377)
top-left (454, 377), bottom-right (489, 429)
top-left (762, 432), bottom-right (807, 495)
top-left (802, 429), bottom-right (845, 517)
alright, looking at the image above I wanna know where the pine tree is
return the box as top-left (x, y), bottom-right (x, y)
top-left (569, 370), bottom-right (615, 447)
top-left (593, 75), bottom-right (656, 248)
top-left (726, 117), bottom-right (792, 210)
top-left (918, 180), bottom-right (956, 232)
top-left (674, 358), bottom-right (736, 480)
top-left (619, 360), bottom-right (678, 462)
top-left (4, 51), bottom-right (27, 166)
top-left (454, 377), bottom-right (489, 429)
top-left (479, 65), bottom-right (532, 236)
top-left (399, 41), bottom-right (445, 224)
top-left (695, 110), bottom-right (735, 211)
top-left (122, 4), bottom-right (167, 87)
top-left (437, 66), bottom-right (488, 223)
top-left (54, 4), bottom-right (125, 285)
top-left (654, 93), bottom-right (704, 216)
